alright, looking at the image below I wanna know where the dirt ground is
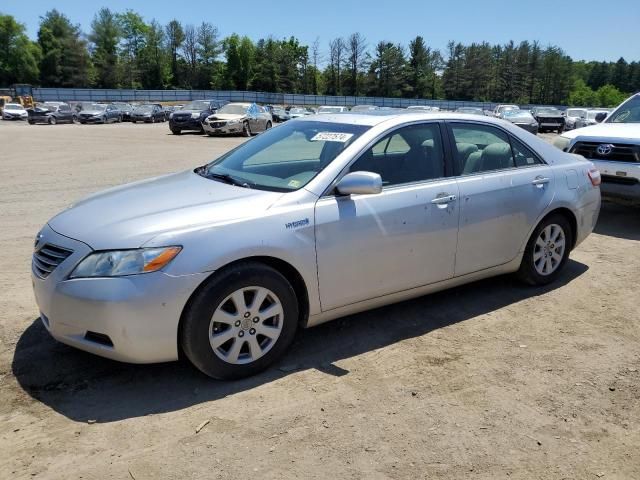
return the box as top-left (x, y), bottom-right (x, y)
top-left (0, 120), bottom-right (638, 480)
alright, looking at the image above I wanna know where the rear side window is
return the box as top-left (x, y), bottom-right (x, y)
top-left (511, 137), bottom-right (543, 167)
top-left (450, 123), bottom-right (515, 175)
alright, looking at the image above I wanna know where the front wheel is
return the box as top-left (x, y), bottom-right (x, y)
top-left (48, 116), bottom-right (56, 125)
top-left (181, 262), bottom-right (299, 379)
top-left (171, 128), bottom-right (181, 135)
top-left (265, 121), bottom-right (272, 130)
top-left (517, 214), bottom-right (572, 286)
top-left (242, 121), bottom-right (251, 137)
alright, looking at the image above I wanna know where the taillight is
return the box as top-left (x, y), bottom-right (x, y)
top-left (588, 168), bottom-right (601, 187)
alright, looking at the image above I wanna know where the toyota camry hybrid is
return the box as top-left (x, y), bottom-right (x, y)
top-left (32, 112), bottom-right (601, 379)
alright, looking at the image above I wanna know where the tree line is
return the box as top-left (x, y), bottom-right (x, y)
top-left (1, 8), bottom-right (638, 106)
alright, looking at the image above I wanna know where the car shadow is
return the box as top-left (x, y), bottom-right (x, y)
top-left (11, 260), bottom-right (588, 423)
top-left (595, 202), bottom-right (640, 241)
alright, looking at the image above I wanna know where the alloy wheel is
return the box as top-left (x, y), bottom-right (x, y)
top-left (533, 224), bottom-right (566, 276)
top-left (209, 286), bottom-right (284, 365)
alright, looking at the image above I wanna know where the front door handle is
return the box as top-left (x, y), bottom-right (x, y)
top-left (532, 176), bottom-right (550, 188)
top-left (431, 194), bottom-right (457, 205)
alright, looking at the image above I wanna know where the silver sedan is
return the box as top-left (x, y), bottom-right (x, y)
top-left (32, 113), bottom-right (601, 379)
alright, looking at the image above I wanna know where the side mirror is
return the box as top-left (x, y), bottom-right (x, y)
top-left (335, 171), bottom-right (382, 196)
top-left (595, 112), bottom-right (607, 123)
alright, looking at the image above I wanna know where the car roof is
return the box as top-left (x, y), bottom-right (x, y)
top-left (295, 111), bottom-right (519, 127)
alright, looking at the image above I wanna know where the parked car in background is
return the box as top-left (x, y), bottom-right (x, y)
top-left (455, 107), bottom-right (484, 115)
top-left (131, 104), bottom-right (166, 123)
top-left (32, 111), bottom-right (601, 379)
top-left (271, 107), bottom-right (290, 122)
top-left (502, 110), bottom-right (539, 134)
top-left (585, 109), bottom-right (611, 126)
top-left (2, 103), bottom-right (28, 120)
top-left (288, 107), bottom-right (312, 119)
top-left (112, 102), bottom-right (134, 121)
top-left (78, 103), bottom-right (122, 124)
top-left (351, 105), bottom-right (379, 112)
top-left (531, 107), bottom-right (565, 133)
top-left (169, 100), bottom-right (227, 134)
top-left (27, 103), bottom-right (76, 125)
top-left (493, 104), bottom-right (520, 118)
top-left (553, 93), bottom-right (640, 205)
top-left (162, 105), bottom-right (181, 121)
top-left (317, 106), bottom-right (349, 114)
top-left (203, 103), bottom-right (272, 137)
top-left (564, 108), bottom-right (588, 130)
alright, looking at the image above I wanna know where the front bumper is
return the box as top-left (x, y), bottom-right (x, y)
top-left (592, 160), bottom-right (640, 202)
top-left (79, 116), bottom-right (104, 123)
top-left (203, 120), bottom-right (244, 135)
top-left (31, 224), bottom-right (210, 364)
top-left (169, 117), bottom-right (203, 131)
top-left (3, 113), bottom-right (27, 120)
top-left (513, 123), bottom-right (538, 134)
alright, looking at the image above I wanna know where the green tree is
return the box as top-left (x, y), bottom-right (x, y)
top-left (568, 78), bottom-right (597, 106)
top-left (37, 10), bottom-right (92, 87)
top-left (165, 19), bottom-right (184, 87)
top-left (89, 8), bottom-right (121, 88)
top-left (139, 19), bottom-right (169, 89)
top-left (368, 41), bottom-right (406, 97)
top-left (596, 84), bottom-right (627, 107)
top-left (0, 14), bottom-right (40, 85)
top-left (196, 22), bottom-right (222, 89)
top-left (223, 34), bottom-right (254, 90)
top-left (117, 10), bottom-right (148, 88)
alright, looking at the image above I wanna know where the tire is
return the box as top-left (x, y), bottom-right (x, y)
top-left (48, 116), bottom-right (56, 125)
top-left (118, 115), bottom-right (123, 123)
top-left (242, 121), bottom-right (251, 137)
top-left (181, 262), bottom-right (299, 380)
top-left (80, 121), bottom-right (86, 124)
top-left (265, 121), bottom-right (272, 130)
top-left (171, 128), bottom-right (181, 135)
top-left (132, 120), bottom-right (137, 124)
top-left (28, 120), bottom-right (35, 125)
top-left (151, 116), bottom-right (156, 124)
top-left (102, 116), bottom-right (107, 124)
top-left (207, 132), bottom-right (216, 137)
top-left (517, 213), bottom-right (573, 286)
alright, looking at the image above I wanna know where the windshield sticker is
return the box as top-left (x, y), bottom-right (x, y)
top-left (311, 132), bottom-right (354, 143)
top-left (287, 179), bottom-right (302, 188)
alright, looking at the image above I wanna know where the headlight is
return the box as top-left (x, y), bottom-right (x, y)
top-left (553, 136), bottom-right (571, 151)
top-left (70, 247), bottom-right (181, 278)
top-left (169, 112), bottom-right (174, 119)
top-left (191, 112), bottom-right (200, 119)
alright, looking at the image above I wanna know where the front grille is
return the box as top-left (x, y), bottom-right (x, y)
top-left (33, 244), bottom-right (73, 278)
top-left (537, 116), bottom-right (563, 124)
top-left (209, 121), bottom-right (227, 128)
top-left (571, 142), bottom-right (640, 163)
top-left (173, 114), bottom-right (191, 121)
top-left (601, 174), bottom-right (639, 186)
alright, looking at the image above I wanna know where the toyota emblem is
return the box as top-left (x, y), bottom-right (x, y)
top-left (596, 144), bottom-right (615, 156)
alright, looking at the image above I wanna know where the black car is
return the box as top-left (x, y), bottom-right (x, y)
top-left (169, 100), bottom-right (227, 134)
top-left (530, 107), bottom-right (565, 133)
top-left (113, 102), bottom-right (134, 121)
top-left (131, 104), bottom-right (166, 123)
top-left (502, 110), bottom-right (539, 135)
top-left (27, 103), bottom-right (76, 125)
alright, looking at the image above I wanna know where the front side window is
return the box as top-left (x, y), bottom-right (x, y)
top-left (451, 123), bottom-right (515, 175)
top-left (349, 123), bottom-right (445, 187)
top-left (204, 121), bottom-right (369, 192)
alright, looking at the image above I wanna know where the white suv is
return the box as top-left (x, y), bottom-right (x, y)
top-left (554, 93), bottom-right (640, 205)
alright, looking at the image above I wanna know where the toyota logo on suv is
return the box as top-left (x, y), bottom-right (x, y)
top-left (596, 143), bottom-right (615, 156)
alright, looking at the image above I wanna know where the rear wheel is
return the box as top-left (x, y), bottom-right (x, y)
top-left (517, 214), bottom-right (572, 285)
top-left (48, 116), bottom-right (56, 125)
top-left (181, 262), bottom-right (299, 379)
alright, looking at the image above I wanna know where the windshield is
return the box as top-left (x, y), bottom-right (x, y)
top-left (566, 109), bottom-right (586, 117)
top-left (5, 104), bottom-right (21, 110)
top-left (607, 96), bottom-right (640, 123)
top-left (203, 121), bottom-right (370, 192)
top-left (134, 105), bottom-right (153, 112)
top-left (217, 104), bottom-right (249, 115)
top-left (536, 108), bottom-right (561, 115)
top-left (499, 106), bottom-right (518, 112)
top-left (504, 111), bottom-right (534, 121)
top-left (182, 101), bottom-right (210, 111)
top-left (289, 108), bottom-right (306, 114)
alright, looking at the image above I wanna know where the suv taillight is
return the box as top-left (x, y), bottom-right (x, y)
top-left (588, 168), bottom-right (601, 187)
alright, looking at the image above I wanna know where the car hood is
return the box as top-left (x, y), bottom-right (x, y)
top-left (5, 108), bottom-right (27, 114)
top-left (81, 109), bottom-right (105, 115)
top-left (48, 170), bottom-right (284, 250)
top-left (207, 113), bottom-right (246, 121)
top-left (561, 123), bottom-right (640, 141)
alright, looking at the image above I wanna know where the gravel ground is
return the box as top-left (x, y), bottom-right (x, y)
top-left (0, 121), bottom-right (638, 480)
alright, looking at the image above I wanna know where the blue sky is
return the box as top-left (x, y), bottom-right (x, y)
top-left (3, 0), bottom-right (639, 62)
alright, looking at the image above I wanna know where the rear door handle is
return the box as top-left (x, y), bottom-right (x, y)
top-left (532, 176), bottom-right (550, 187)
top-left (431, 194), bottom-right (457, 205)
